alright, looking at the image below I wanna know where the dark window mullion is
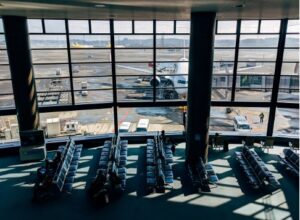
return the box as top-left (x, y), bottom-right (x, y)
top-left (231, 19), bottom-right (241, 101)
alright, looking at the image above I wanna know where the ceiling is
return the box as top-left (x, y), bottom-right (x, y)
top-left (0, 0), bottom-right (298, 20)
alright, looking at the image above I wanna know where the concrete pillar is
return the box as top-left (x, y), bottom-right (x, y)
top-left (186, 12), bottom-right (216, 163)
top-left (3, 16), bottom-right (39, 131)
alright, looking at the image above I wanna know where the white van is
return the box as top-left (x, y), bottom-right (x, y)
top-left (233, 116), bottom-right (251, 132)
top-left (119, 122), bottom-right (131, 133)
top-left (136, 119), bottom-right (149, 132)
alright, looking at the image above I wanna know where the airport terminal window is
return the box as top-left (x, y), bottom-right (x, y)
top-left (0, 18), bottom-right (15, 109)
top-left (209, 107), bottom-right (269, 135)
top-left (40, 108), bottom-right (114, 138)
top-left (0, 115), bottom-right (19, 142)
top-left (29, 19), bottom-right (72, 107)
top-left (156, 21), bottom-right (189, 101)
top-left (118, 107), bottom-right (184, 133)
top-left (278, 22), bottom-right (299, 103)
top-left (273, 108), bottom-right (299, 137)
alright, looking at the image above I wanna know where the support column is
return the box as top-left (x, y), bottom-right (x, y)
top-left (3, 16), bottom-right (39, 131)
top-left (186, 12), bottom-right (216, 163)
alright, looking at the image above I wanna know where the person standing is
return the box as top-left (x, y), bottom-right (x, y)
top-left (259, 112), bottom-right (264, 123)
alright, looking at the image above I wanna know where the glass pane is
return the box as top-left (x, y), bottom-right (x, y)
top-left (74, 90), bottom-right (113, 104)
top-left (156, 35), bottom-right (189, 48)
top-left (118, 107), bottom-right (184, 132)
top-left (32, 50), bottom-right (68, 63)
top-left (69, 35), bottom-right (110, 48)
top-left (283, 49), bottom-right (299, 62)
top-left (211, 88), bottom-right (231, 101)
top-left (237, 62), bottom-right (275, 75)
top-left (27, 19), bottom-right (43, 33)
top-left (34, 64), bottom-right (69, 78)
top-left (37, 91), bottom-right (72, 106)
top-left (285, 34), bottom-right (299, 47)
top-left (71, 49), bottom-right (111, 62)
top-left (0, 34), bottom-right (5, 49)
top-left (35, 78), bottom-right (70, 92)
top-left (73, 77), bottom-right (112, 90)
top-left (0, 96), bottom-right (15, 109)
top-left (91, 20), bottom-right (110, 33)
top-left (217, 21), bottom-right (237, 33)
top-left (214, 35), bottom-right (236, 47)
top-left (239, 35), bottom-right (279, 47)
top-left (156, 49), bottom-right (189, 61)
top-left (117, 88), bottom-right (153, 101)
top-left (156, 62), bottom-right (188, 75)
top-left (115, 35), bottom-right (153, 48)
top-left (44, 20), bottom-right (66, 33)
top-left (40, 108), bottom-right (114, 136)
top-left (116, 63), bottom-right (152, 75)
top-left (287, 20), bottom-right (300, 33)
top-left (260, 20), bottom-right (280, 33)
top-left (115, 49), bottom-right (153, 62)
top-left (176, 21), bottom-right (190, 33)
top-left (241, 20), bottom-right (259, 33)
top-left (0, 65), bottom-right (11, 79)
top-left (281, 62), bottom-right (299, 75)
top-left (214, 49), bottom-right (235, 61)
top-left (210, 107), bottom-right (269, 135)
top-left (278, 75), bottom-right (299, 103)
top-left (0, 18), bottom-right (3, 33)
top-left (30, 35), bottom-right (67, 48)
top-left (239, 49), bottom-right (277, 61)
top-left (69, 20), bottom-right (89, 33)
top-left (114, 21), bottom-right (132, 33)
top-left (135, 21), bottom-right (153, 33)
top-left (274, 108), bottom-right (299, 137)
top-left (72, 63), bottom-right (111, 77)
top-left (117, 76), bottom-right (152, 89)
top-left (0, 80), bottom-right (13, 94)
top-left (0, 115), bottom-right (19, 142)
top-left (156, 21), bottom-right (173, 33)
top-left (0, 50), bottom-right (9, 64)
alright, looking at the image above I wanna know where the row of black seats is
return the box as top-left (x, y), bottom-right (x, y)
top-left (88, 136), bottom-right (128, 203)
top-left (187, 158), bottom-right (211, 192)
top-left (146, 132), bottom-right (174, 193)
top-left (278, 148), bottom-right (299, 177)
top-left (33, 139), bottom-right (83, 201)
top-left (235, 146), bottom-right (280, 189)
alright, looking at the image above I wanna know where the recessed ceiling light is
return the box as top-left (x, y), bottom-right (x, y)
top-left (95, 4), bottom-right (106, 8)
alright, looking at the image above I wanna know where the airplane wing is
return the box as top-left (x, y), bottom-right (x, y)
top-left (117, 64), bottom-right (152, 74)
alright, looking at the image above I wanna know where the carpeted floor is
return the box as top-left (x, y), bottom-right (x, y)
top-left (0, 143), bottom-right (298, 220)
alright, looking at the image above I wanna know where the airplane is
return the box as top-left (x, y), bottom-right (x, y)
top-left (71, 42), bottom-right (94, 48)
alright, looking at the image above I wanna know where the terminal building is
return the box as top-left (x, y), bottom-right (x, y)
top-left (0, 1), bottom-right (299, 220)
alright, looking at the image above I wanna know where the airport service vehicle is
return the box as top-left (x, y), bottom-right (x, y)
top-left (119, 122), bottom-right (131, 133)
top-left (81, 90), bottom-right (88, 96)
top-left (233, 116), bottom-right (251, 132)
top-left (64, 121), bottom-right (79, 132)
top-left (136, 119), bottom-right (150, 132)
